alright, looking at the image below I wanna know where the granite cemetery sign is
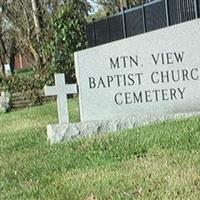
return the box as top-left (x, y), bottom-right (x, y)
top-left (45, 19), bottom-right (200, 144)
top-left (75, 19), bottom-right (200, 121)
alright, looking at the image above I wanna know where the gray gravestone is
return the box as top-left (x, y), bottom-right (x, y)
top-left (0, 91), bottom-right (10, 113)
top-left (4, 64), bottom-right (11, 76)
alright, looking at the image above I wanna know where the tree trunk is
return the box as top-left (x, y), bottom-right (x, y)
top-left (0, 59), bottom-right (5, 77)
top-left (31, 0), bottom-right (41, 42)
top-left (31, 0), bottom-right (47, 69)
top-left (0, 35), bottom-right (7, 76)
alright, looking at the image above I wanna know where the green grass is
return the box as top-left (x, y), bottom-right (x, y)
top-left (0, 98), bottom-right (200, 200)
top-left (15, 68), bottom-right (34, 77)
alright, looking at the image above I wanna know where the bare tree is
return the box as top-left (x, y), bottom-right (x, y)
top-left (0, 0), bottom-right (90, 74)
top-left (31, 0), bottom-right (41, 42)
top-left (0, 1), bottom-right (7, 75)
top-left (0, 0), bottom-right (62, 71)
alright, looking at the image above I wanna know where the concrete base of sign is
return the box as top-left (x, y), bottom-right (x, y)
top-left (47, 112), bottom-right (200, 144)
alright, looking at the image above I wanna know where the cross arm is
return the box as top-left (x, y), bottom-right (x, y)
top-left (44, 85), bottom-right (57, 96)
top-left (65, 84), bottom-right (78, 94)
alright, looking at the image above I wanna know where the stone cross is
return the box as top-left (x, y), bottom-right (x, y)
top-left (44, 74), bottom-right (77, 124)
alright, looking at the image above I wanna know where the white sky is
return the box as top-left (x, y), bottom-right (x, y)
top-left (88, 0), bottom-right (100, 12)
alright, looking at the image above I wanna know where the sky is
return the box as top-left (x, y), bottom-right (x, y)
top-left (88, 0), bottom-right (100, 12)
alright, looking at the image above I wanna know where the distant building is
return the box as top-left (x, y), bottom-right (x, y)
top-left (14, 54), bottom-right (31, 69)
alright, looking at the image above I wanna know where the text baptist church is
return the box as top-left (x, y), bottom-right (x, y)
top-left (88, 51), bottom-right (200, 105)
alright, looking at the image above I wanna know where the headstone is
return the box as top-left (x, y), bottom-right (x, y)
top-left (4, 64), bottom-right (11, 76)
top-left (44, 74), bottom-right (77, 124)
top-left (0, 91), bottom-right (10, 113)
top-left (75, 19), bottom-right (200, 122)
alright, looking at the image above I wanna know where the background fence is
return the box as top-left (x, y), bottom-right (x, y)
top-left (11, 92), bottom-right (56, 109)
top-left (86, 0), bottom-right (200, 47)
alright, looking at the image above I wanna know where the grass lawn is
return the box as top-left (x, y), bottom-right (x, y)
top-left (15, 68), bottom-right (34, 77)
top-left (0, 98), bottom-right (200, 200)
